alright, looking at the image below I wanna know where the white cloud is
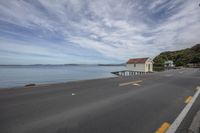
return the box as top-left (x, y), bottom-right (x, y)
top-left (149, 0), bottom-right (168, 10)
top-left (0, 0), bottom-right (199, 64)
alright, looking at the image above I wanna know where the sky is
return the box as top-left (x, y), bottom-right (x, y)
top-left (0, 0), bottom-right (200, 64)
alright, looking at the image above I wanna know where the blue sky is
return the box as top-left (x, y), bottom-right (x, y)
top-left (0, 0), bottom-right (200, 64)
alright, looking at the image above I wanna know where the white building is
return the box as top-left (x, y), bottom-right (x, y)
top-left (126, 57), bottom-right (153, 72)
top-left (164, 60), bottom-right (175, 68)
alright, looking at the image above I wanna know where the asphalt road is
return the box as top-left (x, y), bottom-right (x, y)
top-left (0, 68), bottom-right (200, 133)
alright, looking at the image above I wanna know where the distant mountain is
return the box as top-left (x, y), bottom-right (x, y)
top-left (97, 63), bottom-right (125, 66)
top-left (153, 44), bottom-right (200, 67)
top-left (0, 63), bottom-right (126, 66)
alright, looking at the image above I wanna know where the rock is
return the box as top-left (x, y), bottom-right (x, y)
top-left (24, 83), bottom-right (36, 87)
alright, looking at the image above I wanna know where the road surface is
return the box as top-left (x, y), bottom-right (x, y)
top-left (0, 68), bottom-right (200, 133)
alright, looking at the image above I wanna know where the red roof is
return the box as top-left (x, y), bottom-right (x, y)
top-left (127, 58), bottom-right (149, 64)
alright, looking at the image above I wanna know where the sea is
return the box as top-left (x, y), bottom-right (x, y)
top-left (0, 65), bottom-right (126, 89)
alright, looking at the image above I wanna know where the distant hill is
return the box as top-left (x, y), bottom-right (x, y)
top-left (97, 63), bottom-right (125, 66)
top-left (153, 44), bottom-right (200, 69)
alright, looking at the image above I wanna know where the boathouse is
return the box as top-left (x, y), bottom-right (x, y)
top-left (126, 57), bottom-right (153, 72)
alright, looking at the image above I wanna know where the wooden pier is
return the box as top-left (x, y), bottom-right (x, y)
top-left (111, 70), bottom-right (152, 76)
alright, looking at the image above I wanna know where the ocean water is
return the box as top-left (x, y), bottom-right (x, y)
top-left (0, 65), bottom-right (126, 89)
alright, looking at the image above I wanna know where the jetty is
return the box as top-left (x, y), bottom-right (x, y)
top-left (111, 70), bottom-right (152, 76)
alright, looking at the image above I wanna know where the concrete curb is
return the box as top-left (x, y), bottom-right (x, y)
top-left (188, 110), bottom-right (200, 133)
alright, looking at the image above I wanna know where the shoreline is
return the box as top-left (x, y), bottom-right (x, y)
top-left (0, 76), bottom-right (119, 91)
top-left (0, 65), bottom-right (126, 90)
top-left (0, 68), bottom-right (197, 91)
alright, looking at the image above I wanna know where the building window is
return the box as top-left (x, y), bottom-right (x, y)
top-left (134, 64), bottom-right (136, 67)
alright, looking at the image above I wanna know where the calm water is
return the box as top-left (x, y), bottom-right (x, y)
top-left (0, 65), bottom-right (126, 89)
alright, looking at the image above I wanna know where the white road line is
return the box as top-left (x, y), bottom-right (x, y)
top-left (166, 86), bottom-right (200, 133)
top-left (133, 83), bottom-right (140, 86)
top-left (119, 80), bottom-right (142, 87)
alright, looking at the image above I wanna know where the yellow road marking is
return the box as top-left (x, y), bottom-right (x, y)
top-left (185, 96), bottom-right (192, 104)
top-left (119, 80), bottom-right (142, 87)
top-left (166, 86), bottom-right (200, 132)
top-left (155, 122), bottom-right (170, 133)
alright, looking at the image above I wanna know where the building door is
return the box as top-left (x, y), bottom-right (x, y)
top-left (148, 64), bottom-right (151, 72)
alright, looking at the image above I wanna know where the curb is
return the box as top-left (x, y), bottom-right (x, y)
top-left (188, 110), bottom-right (200, 133)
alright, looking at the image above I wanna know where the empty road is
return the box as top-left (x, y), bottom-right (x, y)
top-left (0, 68), bottom-right (200, 133)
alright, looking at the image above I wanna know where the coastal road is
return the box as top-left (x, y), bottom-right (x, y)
top-left (0, 68), bottom-right (200, 133)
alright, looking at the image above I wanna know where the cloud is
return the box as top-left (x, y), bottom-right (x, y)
top-left (0, 0), bottom-right (199, 64)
